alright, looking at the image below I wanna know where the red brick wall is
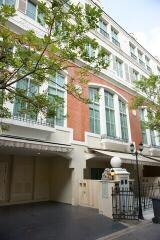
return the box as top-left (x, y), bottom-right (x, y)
top-left (67, 67), bottom-right (142, 145)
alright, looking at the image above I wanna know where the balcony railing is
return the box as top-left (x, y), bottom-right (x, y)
top-left (99, 28), bottom-right (110, 38)
top-left (139, 59), bottom-right (145, 67)
top-left (146, 65), bottom-right (152, 72)
top-left (131, 52), bottom-right (137, 60)
top-left (112, 37), bottom-right (120, 47)
top-left (101, 134), bottom-right (129, 143)
top-left (11, 115), bottom-right (55, 128)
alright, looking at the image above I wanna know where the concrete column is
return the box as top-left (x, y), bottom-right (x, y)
top-left (99, 180), bottom-right (116, 218)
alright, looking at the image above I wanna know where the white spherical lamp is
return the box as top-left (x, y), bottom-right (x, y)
top-left (110, 157), bottom-right (122, 168)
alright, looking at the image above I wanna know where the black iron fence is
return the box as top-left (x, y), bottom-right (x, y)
top-left (112, 183), bottom-right (160, 220)
top-left (132, 183), bottom-right (160, 210)
top-left (112, 187), bottom-right (139, 220)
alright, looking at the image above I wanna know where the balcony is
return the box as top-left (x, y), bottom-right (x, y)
top-left (1, 115), bottom-right (56, 133)
top-left (139, 59), bottom-right (145, 67)
top-left (131, 52), bottom-right (137, 61)
top-left (143, 144), bottom-right (160, 157)
top-left (112, 37), bottom-right (120, 47)
top-left (101, 134), bottom-right (129, 152)
top-left (146, 65), bottom-right (152, 73)
top-left (99, 28), bottom-right (109, 38)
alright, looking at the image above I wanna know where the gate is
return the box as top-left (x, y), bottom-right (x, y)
top-left (112, 183), bottom-right (160, 220)
top-left (112, 187), bottom-right (139, 220)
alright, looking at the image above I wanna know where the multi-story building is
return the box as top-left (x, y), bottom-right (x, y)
top-left (0, 0), bottom-right (160, 207)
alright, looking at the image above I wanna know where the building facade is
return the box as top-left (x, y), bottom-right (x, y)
top-left (0, 0), bottom-right (160, 207)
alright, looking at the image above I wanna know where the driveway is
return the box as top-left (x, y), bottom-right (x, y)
top-left (0, 202), bottom-right (126, 240)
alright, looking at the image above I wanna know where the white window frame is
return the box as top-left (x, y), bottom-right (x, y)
top-left (88, 84), bottom-right (131, 142)
top-left (47, 72), bottom-right (67, 128)
top-left (116, 58), bottom-right (123, 78)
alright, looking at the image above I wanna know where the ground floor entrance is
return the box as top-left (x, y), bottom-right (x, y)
top-left (0, 202), bottom-right (126, 240)
top-left (0, 154), bottom-right (73, 205)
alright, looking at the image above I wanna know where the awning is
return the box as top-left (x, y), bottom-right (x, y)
top-left (0, 135), bottom-right (73, 154)
top-left (94, 150), bottom-right (160, 166)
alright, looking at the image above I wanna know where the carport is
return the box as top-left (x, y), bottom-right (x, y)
top-left (0, 135), bottom-right (73, 205)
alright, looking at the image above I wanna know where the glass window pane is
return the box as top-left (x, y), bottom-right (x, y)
top-left (89, 88), bottom-right (100, 134)
top-left (119, 100), bottom-right (128, 141)
top-left (5, 0), bottom-right (15, 6)
top-left (47, 74), bottom-right (65, 127)
top-left (26, 0), bottom-right (36, 20)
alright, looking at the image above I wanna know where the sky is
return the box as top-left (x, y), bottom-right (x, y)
top-left (102, 0), bottom-right (160, 59)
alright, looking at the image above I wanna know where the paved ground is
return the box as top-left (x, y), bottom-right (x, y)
top-left (99, 221), bottom-right (160, 240)
top-left (0, 202), bottom-right (126, 240)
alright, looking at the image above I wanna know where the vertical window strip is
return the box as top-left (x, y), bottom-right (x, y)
top-left (89, 88), bottom-right (100, 134)
top-left (105, 91), bottom-right (116, 138)
top-left (119, 100), bottom-right (128, 141)
top-left (111, 29), bottom-right (118, 40)
top-left (26, 0), bottom-right (37, 20)
top-left (47, 74), bottom-right (65, 127)
top-left (116, 58), bottom-right (123, 78)
top-left (139, 109), bottom-right (148, 144)
top-left (150, 130), bottom-right (156, 146)
top-left (14, 78), bottom-right (38, 120)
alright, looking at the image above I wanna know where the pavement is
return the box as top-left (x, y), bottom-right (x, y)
top-left (0, 202), bottom-right (126, 240)
top-left (98, 221), bottom-right (160, 240)
top-left (97, 208), bottom-right (160, 240)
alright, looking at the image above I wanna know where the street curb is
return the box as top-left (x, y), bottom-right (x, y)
top-left (97, 220), bottom-right (152, 240)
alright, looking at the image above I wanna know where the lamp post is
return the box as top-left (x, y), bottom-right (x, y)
top-left (130, 142), bottom-right (144, 220)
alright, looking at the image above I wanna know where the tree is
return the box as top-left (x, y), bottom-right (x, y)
top-left (0, 0), bottom-right (108, 129)
top-left (131, 74), bottom-right (160, 131)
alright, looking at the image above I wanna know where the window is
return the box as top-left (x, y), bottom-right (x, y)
top-left (47, 74), bottom-right (65, 127)
top-left (14, 78), bottom-right (38, 120)
top-left (119, 100), bottom-right (128, 141)
top-left (115, 58), bottom-right (123, 78)
top-left (139, 109), bottom-right (148, 144)
top-left (37, 9), bottom-right (45, 26)
top-left (99, 19), bottom-right (109, 38)
top-left (86, 44), bottom-right (95, 58)
top-left (145, 56), bottom-right (151, 72)
top-left (89, 88), bottom-right (100, 134)
top-left (0, 0), bottom-right (15, 5)
top-left (150, 130), bottom-right (156, 146)
top-left (130, 43), bottom-right (137, 60)
top-left (100, 47), bottom-right (110, 65)
top-left (157, 67), bottom-right (160, 76)
top-left (132, 69), bottom-right (139, 81)
top-left (88, 87), bottom-right (130, 141)
top-left (111, 28), bottom-right (120, 47)
top-left (138, 50), bottom-right (145, 66)
top-left (91, 168), bottom-right (105, 180)
top-left (105, 91), bottom-right (116, 138)
top-left (26, 0), bottom-right (37, 20)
